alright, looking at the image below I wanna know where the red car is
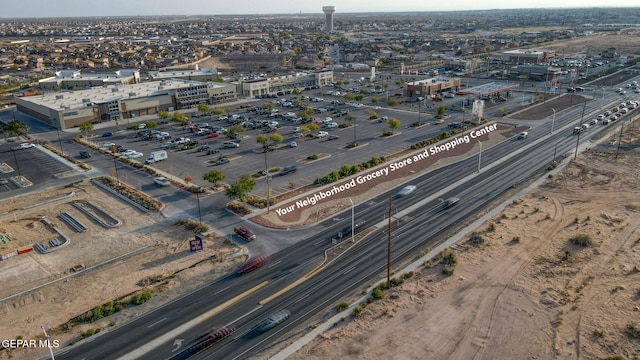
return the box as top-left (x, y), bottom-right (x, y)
top-left (236, 255), bottom-right (269, 275)
top-left (207, 133), bottom-right (220, 138)
top-left (234, 226), bottom-right (257, 241)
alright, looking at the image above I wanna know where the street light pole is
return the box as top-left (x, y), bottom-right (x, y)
top-left (41, 326), bottom-right (55, 360)
top-left (196, 192), bottom-right (202, 225)
top-left (551, 108), bottom-right (556, 134)
top-left (601, 87), bottom-right (605, 109)
top-left (56, 129), bottom-right (64, 155)
top-left (113, 156), bottom-right (120, 185)
top-left (477, 140), bottom-right (482, 173)
top-left (264, 150), bottom-right (271, 213)
top-left (348, 198), bottom-right (354, 243)
top-left (387, 197), bottom-right (392, 288)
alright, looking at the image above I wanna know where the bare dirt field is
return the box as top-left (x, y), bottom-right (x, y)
top-left (279, 124), bottom-right (640, 360)
top-left (0, 181), bottom-right (243, 359)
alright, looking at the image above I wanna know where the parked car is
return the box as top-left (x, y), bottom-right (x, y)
top-left (207, 149), bottom-right (221, 155)
top-left (328, 134), bottom-right (340, 140)
top-left (79, 150), bottom-right (92, 158)
top-left (207, 133), bottom-right (220, 138)
top-left (197, 144), bottom-right (211, 152)
top-left (325, 122), bottom-right (338, 129)
top-left (215, 158), bottom-right (230, 165)
top-left (101, 132), bottom-right (114, 137)
top-left (153, 177), bottom-right (170, 187)
top-left (0, 178), bottom-right (9, 185)
top-left (289, 141), bottom-right (297, 147)
top-left (280, 165), bottom-right (297, 175)
top-left (316, 131), bottom-right (329, 138)
top-left (223, 141), bottom-right (240, 148)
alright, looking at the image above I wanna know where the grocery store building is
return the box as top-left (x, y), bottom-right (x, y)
top-left (15, 79), bottom-right (236, 130)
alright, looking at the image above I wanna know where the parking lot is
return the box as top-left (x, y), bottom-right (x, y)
top-left (81, 91), bottom-right (466, 196)
top-left (0, 141), bottom-right (80, 195)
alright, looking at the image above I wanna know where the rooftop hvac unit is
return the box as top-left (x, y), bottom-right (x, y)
top-left (56, 94), bottom-right (64, 99)
top-left (111, 88), bottom-right (118, 92)
top-left (82, 98), bottom-right (91, 103)
top-left (129, 92), bottom-right (136, 96)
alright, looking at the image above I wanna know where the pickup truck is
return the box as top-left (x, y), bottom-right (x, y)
top-left (234, 226), bottom-right (256, 241)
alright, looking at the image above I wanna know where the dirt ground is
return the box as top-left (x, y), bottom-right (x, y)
top-left (280, 124), bottom-right (640, 360)
top-left (0, 181), bottom-right (244, 359)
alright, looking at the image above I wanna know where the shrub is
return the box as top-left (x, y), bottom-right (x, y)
top-left (130, 290), bottom-right (153, 305)
top-left (468, 232), bottom-right (485, 246)
top-left (175, 219), bottom-right (209, 234)
top-left (488, 223), bottom-right (496, 232)
top-left (442, 266), bottom-right (455, 275)
top-left (402, 271), bottom-right (414, 279)
top-left (336, 302), bottom-right (349, 312)
top-left (605, 356), bottom-right (625, 360)
top-left (512, 236), bottom-right (520, 243)
top-left (307, 154), bottom-right (318, 160)
top-left (353, 306), bottom-right (364, 318)
top-left (441, 249), bottom-right (457, 267)
top-left (625, 323), bottom-right (640, 339)
top-left (372, 287), bottom-right (384, 299)
top-left (592, 329), bottom-right (604, 338)
top-left (570, 234), bottom-right (593, 247)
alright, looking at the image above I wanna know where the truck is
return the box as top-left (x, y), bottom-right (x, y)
top-left (234, 226), bottom-right (256, 241)
top-left (145, 150), bottom-right (167, 164)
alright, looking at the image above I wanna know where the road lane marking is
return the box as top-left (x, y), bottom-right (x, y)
top-left (267, 260), bottom-right (282, 268)
top-left (115, 281), bottom-right (269, 360)
top-left (342, 266), bottom-right (356, 275)
top-left (148, 318), bottom-right (167, 328)
top-left (258, 266), bottom-right (323, 305)
top-left (213, 286), bottom-right (229, 295)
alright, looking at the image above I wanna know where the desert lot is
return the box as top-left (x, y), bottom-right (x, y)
top-left (283, 129), bottom-right (640, 360)
top-left (0, 181), bottom-right (243, 359)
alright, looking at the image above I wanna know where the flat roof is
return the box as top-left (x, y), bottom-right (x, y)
top-left (456, 82), bottom-right (520, 96)
top-left (407, 77), bottom-right (457, 86)
top-left (22, 80), bottom-right (234, 110)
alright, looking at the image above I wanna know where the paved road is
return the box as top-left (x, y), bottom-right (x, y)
top-left (50, 83), bottom-right (640, 359)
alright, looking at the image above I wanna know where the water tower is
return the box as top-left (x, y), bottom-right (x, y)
top-left (322, 6), bottom-right (335, 32)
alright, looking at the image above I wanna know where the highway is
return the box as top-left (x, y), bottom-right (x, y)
top-left (51, 83), bottom-right (639, 359)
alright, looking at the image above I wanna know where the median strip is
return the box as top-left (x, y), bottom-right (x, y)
top-left (116, 281), bottom-right (268, 360)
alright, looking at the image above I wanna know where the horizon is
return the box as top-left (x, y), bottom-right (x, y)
top-left (1, 1), bottom-right (640, 19)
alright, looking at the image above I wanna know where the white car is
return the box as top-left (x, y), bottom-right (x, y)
top-left (289, 141), bottom-right (298, 147)
top-left (325, 122), bottom-right (338, 129)
top-left (121, 150), bottom-right (143, 158)
top-left (16, 143), bottom-right (35, 150)
top-left (315, 131), bottom-right (329, 138)
top-left (292, 133), bottom-right (303, 139)
top-left (102, 142), bottom-right (116, 149)
top-left (397, 185), bottom-right (417, 197)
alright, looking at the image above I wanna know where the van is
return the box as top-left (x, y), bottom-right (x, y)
top-left (145, 150), bottom-right (167, 164)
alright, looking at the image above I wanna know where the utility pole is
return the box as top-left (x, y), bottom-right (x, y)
top-left (574, 100), bottom-right (587, 160)
top-left (41, 326), bottom-right (55, 360)
top-left (387, 197), bottom-right (392, 288)
top-left (615, 123), bottom-right (624, 159)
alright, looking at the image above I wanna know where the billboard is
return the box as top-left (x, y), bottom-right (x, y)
top-left (471, 100), bottom-right (484, 122)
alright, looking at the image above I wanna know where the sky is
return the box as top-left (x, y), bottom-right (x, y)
top-left (1, 0), bottom-right (639, 18)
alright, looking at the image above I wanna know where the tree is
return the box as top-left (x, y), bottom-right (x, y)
top-left (225, 174), bottom-right (256, 202)
top-left (172, 111), bottom-right (187, 124)
top-left (345, 113), bottom-right (357, 145)
top-left (256, 133), bottom-right (269, 150)
top-left (354, 94), bottom-right (365, 102)
top-left (262, 102), bottom-right (275, 112)
top-left (158, 111), bottom-right (170, 121)
top-left (371, 97), bottom-right (379, 104)
top-left (211, 107), bottom-right (227, 115)
top-left (368, 110), bottom-right (378, 119)
top-left (388, 118), bottom-right (401, 134)
top-left (78, 122), bottom-right (94, 136)
top-left (224, 125), bottom-right (245, 140)
top-left (203, 169), bottom-right (225, 187)
top-left (298, 107), bottom-right (315, 120)
top-left (436, 105), bottom-right (446, 119)
top-left (197, 103), bottom-right (210, 115)
top-left (5, 119), bottom-right (29, 137)
top-left (143, 120), bottom-right (158, 130)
